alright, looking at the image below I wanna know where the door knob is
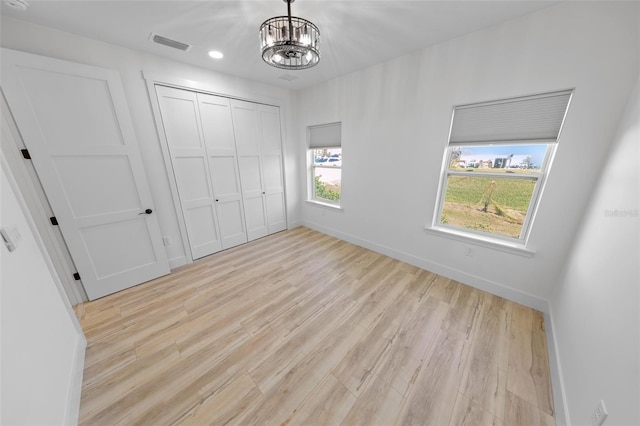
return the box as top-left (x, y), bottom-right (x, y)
top-left (139, 208), bottom-right (153, 215)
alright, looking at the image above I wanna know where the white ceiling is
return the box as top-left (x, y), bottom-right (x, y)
top-left (0, 0), bottom-right (559, 90)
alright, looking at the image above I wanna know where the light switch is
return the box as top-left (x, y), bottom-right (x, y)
top-left (1, 225), bottom-right (22, 252)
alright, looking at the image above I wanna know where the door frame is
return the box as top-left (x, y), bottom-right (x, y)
top-left (143, 71), bottom-right (289, 264)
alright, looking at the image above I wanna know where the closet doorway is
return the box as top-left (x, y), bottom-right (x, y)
top-left (154, 85), bottom-right (286, 261)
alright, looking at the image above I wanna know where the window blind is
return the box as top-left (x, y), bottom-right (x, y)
top-left (309, 122), bottom-right (342, 148)
top-left (449, 90), bottom-right (572, 145)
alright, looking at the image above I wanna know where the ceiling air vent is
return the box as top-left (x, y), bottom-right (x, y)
top-left (149, 33), bottom-right (191, 52)
top-left (278, 74), bottom-right (298, 82)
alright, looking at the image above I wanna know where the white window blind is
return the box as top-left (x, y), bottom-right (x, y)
top-left (449, 90), bottom-right (572, 145)
top-left (309, 122), bottom-right (342, 148)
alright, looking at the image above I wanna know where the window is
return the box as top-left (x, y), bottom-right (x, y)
top-left (308, 122), bottom-right (342, 206)
top-left (434, 90), bottom-right (572, 243)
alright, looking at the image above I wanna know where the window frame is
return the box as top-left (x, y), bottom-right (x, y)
top-left (307, 122), bottom-right (343, 208)
top-left (434, 142), bottom-right (555, 244)
top-left (430, 89), bottom-right (572, 249)
top-left (309, 147), bottom-right (342, 206)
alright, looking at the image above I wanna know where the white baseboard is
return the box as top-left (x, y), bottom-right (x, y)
top-left (168, 255), bottom-right (187, 270)
top-left (65, 334), bottom-right (86, 426)
top-left (545, 309), bottom-right (571, 426)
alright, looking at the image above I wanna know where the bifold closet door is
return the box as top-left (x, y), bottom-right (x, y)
top-left (231, 100), bottom-right (286, 240)
top-left (155, 86), bottom-right (247, 260)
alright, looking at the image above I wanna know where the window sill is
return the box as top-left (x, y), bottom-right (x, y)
top-left (306, 200), bottom-right (343, 211)
top-left (424, 226), bottom-right (536, 258)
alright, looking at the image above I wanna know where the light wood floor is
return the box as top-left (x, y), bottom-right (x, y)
top-left (74, 227), bottom-right (555, 426)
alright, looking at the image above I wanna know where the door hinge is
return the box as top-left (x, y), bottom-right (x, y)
top-left (73, 272), bottom-right (81, 281)
top-left (21, 149), bottom-right (31, 159)
top-left (50, 216), bottom-right (59, 226)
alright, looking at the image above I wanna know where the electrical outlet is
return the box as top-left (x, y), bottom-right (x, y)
top-left (162, 236), bottom-right (172, 246)
top-left (464, 246), bottom-right (473, 257)
top-left (591, 400), bottom-right (608, 426)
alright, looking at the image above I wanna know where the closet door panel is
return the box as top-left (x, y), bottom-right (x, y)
top-left (209, 156), bottom-right (241, 196)
top-left (185, 205), bottom-right (221, 259)
top-left (173, 157), bottom-right (211, 202)
top-left (258, 107), bottom-right (282, 154)
top-left (238, 157), bottom-right (262, 193)
top-left (217, 200), bottom-right (247, 247)
top-left (198, 94), bottom-right (236, 155)
top-left (232, 103), bottom-right (261, 154)
top-left (266, 193), bottom-right (286, 233)
top-left (159, 96), bottom-right (202, 149)
top-left (238, 156), bottom-right (267, 241)
top-left (244, 197), bottom-right (268, 237)
top-left (263, 154), bottom-right (286, 232)
top-left (263, 155), bottom-right (283, 192)
top-left (208, 155), bottom-right (247, 249)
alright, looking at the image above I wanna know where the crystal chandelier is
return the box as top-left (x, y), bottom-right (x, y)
top-left (259, 0), bottom-right (320, 70)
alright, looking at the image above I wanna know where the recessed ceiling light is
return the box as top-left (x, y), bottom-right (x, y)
top-left (208, 51), bottom-right (224, 59)
top-left (4, 0), bottom-right (29, 11)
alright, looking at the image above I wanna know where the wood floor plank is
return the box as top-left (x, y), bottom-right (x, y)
top-left (531, 316), bottom-right (555, 417)
top-left (240, 319), bottom-right (366, 425)
top-left (449, 392), bottom-right (504, 426)
top-left (175, 373), bottom-right (261, 426)
top-left (284, 374), bottom-right (356, 426)
top-left (376, 296), bottom-right (450, 397)
top-left (459, 301), bottom-right (510, 420)
top-left (247, 292), bottom-right (358, 393)
top-left (332, 273), bottom-right (420, 396)
top-left (75, 227), bottom-right (556, 426)
top-left (128, 327), bottom-right (281, 426)
top-left (508, 311), bottom-right (555, 417)
top-left (505, 391), bottom-right (556, 426)
top-left (79, 344), bottom-right (183, 425)
top-left (395, 329), bottom-right (471, 426)
top-left (341, 373), bottom-right (405, 426)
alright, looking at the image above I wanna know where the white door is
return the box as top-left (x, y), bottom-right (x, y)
top-left (155, 86), bottom-right (223, 259)
top-left (231, 100), bottom-right (269, 241)
top-left (257, 104), bottom-right (287, 234)
top-left (197, 93), bottom-right (248, 249)
top-left (1, 48), bottom-right (170, 300)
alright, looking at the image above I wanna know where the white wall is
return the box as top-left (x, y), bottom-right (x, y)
top-left (296, 2), bottom-right (639, 309)
top-left (1, 150), bottom-right (86, 425)
top-left (548, 74), bottom-right (639, 426)
top-left (0, 16), bottom-right (300, 273)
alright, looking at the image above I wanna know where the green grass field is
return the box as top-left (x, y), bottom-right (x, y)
top-left (442, 175), bottom-right (536, 238)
